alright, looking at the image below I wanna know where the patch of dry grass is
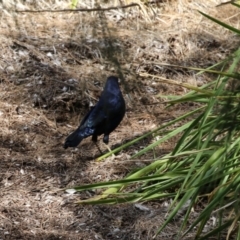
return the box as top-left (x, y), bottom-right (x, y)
top-left (0, 0), bottom-right (240, 239)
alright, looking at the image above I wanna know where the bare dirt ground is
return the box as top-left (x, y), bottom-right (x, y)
top-left (0, 1), bottom-right (240, 239)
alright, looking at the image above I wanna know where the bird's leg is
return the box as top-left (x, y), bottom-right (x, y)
top-left (92, 134), bottom-right (98, 142)
top-left (92, 134), bottom-right (103, 155)
top-left (103, 135), bottom-right (115, 156)
top-left (103, 135), bottom-right (109, 144)
top-left (94, 141), bottom-right (103, 155)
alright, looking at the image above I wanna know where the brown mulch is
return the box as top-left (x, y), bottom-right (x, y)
top-left (0, 1), bottom-right (239, 239)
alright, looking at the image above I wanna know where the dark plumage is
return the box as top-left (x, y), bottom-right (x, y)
top-left (64, 76), bottom-right (125, 149)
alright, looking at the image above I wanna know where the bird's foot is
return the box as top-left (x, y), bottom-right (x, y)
top-left (94, 142), bottom-right (103, 155)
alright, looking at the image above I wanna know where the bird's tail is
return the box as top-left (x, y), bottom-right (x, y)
top-left (63, 127), bottom-right (94, 149)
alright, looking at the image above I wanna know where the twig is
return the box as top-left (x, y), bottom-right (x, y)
top-left (216, 1), bottom-right (235, 7)
top-left (15, 3), bottom-right (140, 13)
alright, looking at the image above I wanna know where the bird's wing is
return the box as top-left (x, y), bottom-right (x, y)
top-left (79, 106), bottom-right (95, 127)
top-left (80, 101), bottom-right (106, 129)
top-left (64, 106), bottom-right (102, 148)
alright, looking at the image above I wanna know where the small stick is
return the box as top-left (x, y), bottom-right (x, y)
top-left (15, 3), bottom-right (140, 13)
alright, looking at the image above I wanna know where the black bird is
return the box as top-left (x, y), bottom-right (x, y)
top-left (64, 76), bottom-right (125, 149)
